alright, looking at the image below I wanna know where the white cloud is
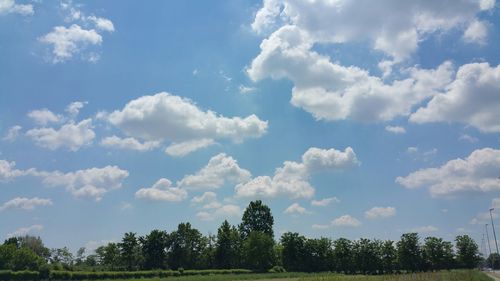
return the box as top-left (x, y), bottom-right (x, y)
top-left (106, 92), bottom-right (268, 155)
top-left (196, 204), bottom-right (241, 221)
top-left (135, 178), bottom-right (187, 202)
top-left (0, 0), bottom-right (33, 16)
top-left (252, 0), bottom-right (492, 60)
top-left (385, 126), bottom-right (406, 134)
top-left (331, 215), bottom-right (361, 227)
top-left (88, 16), bottom-right (114, 32)
top-left (26, 119), bottom-right (95, 151)
top-left (2, 125), bottom-right (22, 142)
top-left (239, 85), bottom-right (257, 94)
top-left (39, 24), bottom-right (103, 63)
top-left (248, 25), bottom-right (455, 123)
top-left (463, 20), bottom-right (488, 45)
top-left (470, 211), bottom-right (498, 225)
top-left (459, 134), bottom-right (479, 143)
top-left (408, 225), bottom-right (438, 233)
top-left (311, 197), bottom-right (340, 207)
top-left (40, 166), bottom-right (129, 201)
top-left (0, 197), bottom-right (53, 211)
top-left (28, 109), bottom-right (62, 125)
top-left (165, 139), bottom-right (215, 157)
top-left (191, 191), bottom-right (217, 204)
top-left (120, 202), bottom-right (132, 210)
top-left (365, 206), bottom-right (396, 219)
top-left (85, 239), bottom-right (115, 253)
top-left (65, 101), bottom-right (87, 118)
top-left (284, 202), bottom-right (311, 215)
top-left (396, 148), bottom-right (500, 197)
top-left (100, 136), bottom-right (161, 152)
top-left (312, 224), bottom-right (331, 230)
top-left (410, 63), bottom-right (500, 133)
top-left (178, 153), bottom-right (252, 189)
top-left (235, 147), bottom-right (359, 199)
top-left (8, 224), bottom-right (43, 238)
top-left (0, 160), bottom-right (29, 181)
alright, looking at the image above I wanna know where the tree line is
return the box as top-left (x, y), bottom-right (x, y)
top-left (0, 200), bottom-right (482, 273)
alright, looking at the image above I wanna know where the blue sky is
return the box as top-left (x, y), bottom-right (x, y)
top-left (1, 0), bottom-right (500, 254)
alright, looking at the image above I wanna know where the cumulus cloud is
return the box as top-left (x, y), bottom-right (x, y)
top-left (178, 153), bottom-right (251, 189)
top-left (463, 20), bottom-right (488, 45)
top-left (365, 206), bottom-right (396, 219)
top-left (311, 197), bottom-right (340, 207)
top-left (248, 25), bottom-right (455, 123)
top-left (26, 119), bottom-right (95, 151)
top-left (0, 160), bottom-right (30, 181)
top-left (470, 211), bottom-right (498, 225)
top-left (87, 16), bottom-right (115, 32)
top-left (410, 63), bottom-right (500, 133)
top-left (331, 215), bottom-right (361, 227)
top-left (165, 139), bottom-right (216, 157)
top-left (252, 0), bottom-right (492, 60)
top-left (190, 191), bottom-right (241, 221)
top-left (235, 147), bottom-right (359, 199)
top-left (107, 92), bottom-right (267, 143)
top-left (0, 197), bottom-right (53, 211)
top-left (65, 101), bottom-right (88, 118)
top-left (39, 24), bottom-right (103, 63)
top-left (191, 191), bottom-right (218, 205)
top-left (135, 178), bottom-right (187, 202)
top-left (385, 126), bottom-right (406, 134)
top-left (408, 225), bottom-right (438, 233)
top-left (7, 224), bottom-right (43, 238)
top-left (284, 203), bottom-right (311, 215)
top-left (28, 109), bottom-right (62, 125)
top-left (239, 85), bottom-right (257, 94)
top-left (396, 148), bottom-right (500, 197)
top-left (2, 125), bottom-right (22, 142)
top-left (459, 134), bottom-right (478, 143)
top-left (100, 136), bottom-right (161, 152)
top-left (0, 0), bottom-right (33, 16)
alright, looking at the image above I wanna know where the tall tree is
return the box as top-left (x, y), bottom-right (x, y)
top-left (17, 236), bottom-right (50, 261)
top-left (397, 233), bottom-right (422, 272)
top-left (242, 231), bottom-right (275, 272)
top-left (168, 222), bottom-right (205, 269)
top-left (215, 220), bottom-right (241, 269)
top-left (455, 235), bottom-right (480, 269)
top-left (303, 237), bottom-right (334, 272)
top-left (140, 229), bottom-right (169, 269)
top-left (95, 243), bottom-right (120, 270)
top-left (380, 240), bottom-right (397, 274)
top-left (239, 200), bottom-right (274, 239)
top-left (353, 238), bottom-right (381, 274)
top-left (333, 238), bottom-right (353, 273)
top-left (119, 232), bottom-right (142, 270)
top-left (281, 232), bottom-right (306, 272)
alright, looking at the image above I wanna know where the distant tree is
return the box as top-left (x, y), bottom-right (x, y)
top-left (84, 254), bottom-right (98, 267)
top-left (486, 253), bottom-right (500, 269)
top-left (281, 232), bottom-right (306, 272)
top-left (119, 232), bottom-right (142, 270)
top-left (11, 247), bottom-right (45, 271)
top-left (422, 237), bottom-right (454, 271)
top-left (441, 241), bottom-right (455, 269)
top-left (303, 237), bottom-right (334, 272)
top-left (3, 238), bottom-right (19, 247)
top-left (75, 247), bottom-right (86, 266)
top-left (95, 243), bottom-right (120, 269)
top-left (380, 240), bottom-right (397, 274)
top-left (333, 238), bottom-right (353, 273)
top-left (18, 236), bottom-right (50, 261)
top-left (215, 220), bottom-right (241, 269)
top-left (239, 200), bottom-right (274, 239)
top-left (200, 234), bottom-right (216, 269)
top-left (455, 235), bottom-right (480, 269)
top-left (168, 222), bottom-right (205, 269)
top-left (50, 247), bottom-right (74, 270)
top-left (0, 244), bottom-right (16, 269)
top-left (242, 231), bottom-right (275, 272)
top-left (140, 229), bottom-right (169, 269)
top-left (397, 233), bottom-right (422, 272)
top-left (352, 238), bottom-right (381, 274)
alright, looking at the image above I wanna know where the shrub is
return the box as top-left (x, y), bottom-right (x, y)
top-left (269, 265), bottom-right (286, 273)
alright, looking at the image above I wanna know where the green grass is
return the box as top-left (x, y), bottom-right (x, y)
top-left (299, 270), bottom-right (493, 281)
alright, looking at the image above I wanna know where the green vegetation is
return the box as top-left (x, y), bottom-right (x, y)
top-left (0, 200), bottom-right (484, 280)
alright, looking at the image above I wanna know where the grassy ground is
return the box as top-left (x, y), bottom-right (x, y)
top-left (85, 270), bottom-right (492, 281)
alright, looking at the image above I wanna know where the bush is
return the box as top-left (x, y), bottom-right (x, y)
top-left (269, 265), bottom-right (286, 273)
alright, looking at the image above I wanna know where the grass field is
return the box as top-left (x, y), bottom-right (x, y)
top-left (81, 270), bottom-right (492, 281)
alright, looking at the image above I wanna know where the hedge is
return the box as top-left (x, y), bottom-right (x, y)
top-left (0, 269), bottom-right (253, 280)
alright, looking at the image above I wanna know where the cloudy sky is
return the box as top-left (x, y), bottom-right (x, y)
top-left (1, 0), bottom-right (500, 252)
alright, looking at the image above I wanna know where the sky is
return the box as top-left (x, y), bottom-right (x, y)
top-left (0, 0), bottom-right (500, 254)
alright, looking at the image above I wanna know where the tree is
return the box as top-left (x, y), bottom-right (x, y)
top-left (486, 253), bottom-right (500, 269)
top-left (333, 238), bottom-right (353, 273)
top-left (242, 231), bottom-right (275, 272)
top-left (455, 235), bottom-right (480, 269)
top-left (17, 236), bottom-right (50, 261)
top-left (303, 237), bottom-right (334, 272)
top-left (239, 200), bottom-right (274, 239)
top-left (352, 238), bottom-right (381, 274)
top-left (75, 247), bottom-right (86, 266)
top-left (95, 243), bottom-right (120, 269)
top-left (397, 233), bottom-right (422, 272)
top-left (422, 237), bottom-right (452, 271)
top-left (0, 244), bottom-right (16, 269)
top-left (281, 232), bottom-right (306, 272)
top-left (215, 220), bottom-right (241, 269)
top-left (119, 232), bottom-right (142, 270)
top-left (11, 247), bottom-right (45, 271)
top-left (380, 240), bottom-right (397, 274)
top-left (50, 247), bottom-right (74, 270)
top-left (140, 229), bottom-right (169, 269)
top-left (168, 222), bottom-right (205, 269)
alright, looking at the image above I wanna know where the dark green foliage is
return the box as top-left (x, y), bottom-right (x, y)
top-left (333, 238), bottom-right (353, 273)
top-left (239, 200), bottom-right (274, 239)
top-left (215, 220), bottom-right (241, 269)
top-left (352, 238), bottom-right (381, 274)
top-left (380, 240), bottom-right (397, 273)
top-left (168, 222), bottom-right (205, 270)
top-left (455, 235), bottom-right (480, 269)
top-left (397, 233), bottom-right (422, 272)
top-left (95, 243), bottom-right (120, 270)
top-left (281, 232), bottom-right (306, 272)
top-left (118, 233), bottom-right (142, 270)
top-left (139, 229), bottom-right (169, 269)
top-left (242, 231), bottom-right (275, 272)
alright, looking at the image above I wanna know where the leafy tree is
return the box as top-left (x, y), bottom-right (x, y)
top-left (422, 237), bottom-right (453, 271)
top-left (168, 223), bottom-right (205, 269)
top-left (281, 232), bottom-right (306, 271)
top-left (215, 220), bottom-right (241, 269)
top-left (119, 232), bottom-right (142, 270)
top-left (18, 236), bottom-right (50, 261)
top-left (303, 237), bottom-right (333, 272)
top-left (95, 243), bottom-right (120, 269)
top-left (75, 247), bottom-right (86, 266)
top-left (353, 238), bottom-right (381, 274)
top-left (441, 241), bottom-right (455, 269)
top-left (333, 238), bottom-right (353, 273)
top-left (486, 253), bottom-right (500, 269)
top-left (11, 247), bottom-right (45, 271)
top-left (239, 200), bottom-right (274, 239)
top-left (0, 244), bottom-right (16, 269)
top-left (455, 235), bottom-right (480, 269)
top-left (242, 231), bottom-right (275, 272)
top-left (3, 238), bottom-right (19, 247)
top-left (50, 247), bottom-right (74, 270)
top-left (397, 233), bottom-right (422, 272)
top-left (200, 234), bottom-right (216, 269)
top-left (140, 229), bottom-right (169, 269)
top-left (380, 240), bottom-right (397, 274)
